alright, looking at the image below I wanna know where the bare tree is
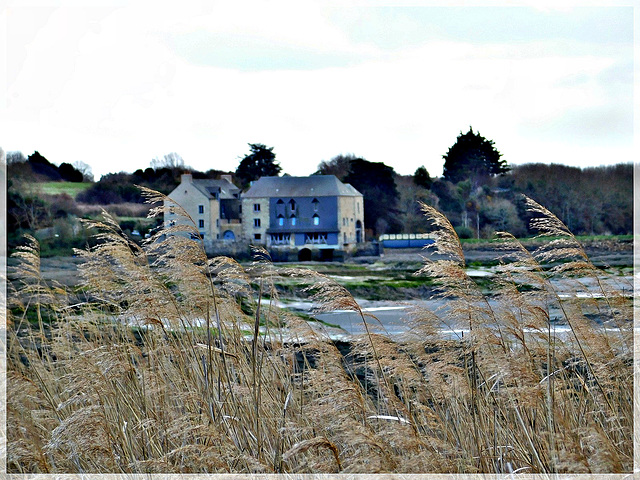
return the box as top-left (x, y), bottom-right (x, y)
top-left (73, 161), bottom-right (94, 182)
top-left (6, 151), bottom-right (26, 164)
top-left (315, 154), bottom-right (354, 180)
top-left (150, 152), bottom-right (185, 170)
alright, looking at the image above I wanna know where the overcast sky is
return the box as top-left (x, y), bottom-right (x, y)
top-left (2, 1), bottom-right (634, 180)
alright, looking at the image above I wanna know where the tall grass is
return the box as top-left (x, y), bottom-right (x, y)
top-left (6, 190), bottom-right (633, 474)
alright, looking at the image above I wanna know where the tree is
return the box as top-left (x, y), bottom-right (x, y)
top-left (151, 152), bottom-right (185, 170)
top-left (442, 127), bottom-right (508, 185)
top-left (73, 161), bottom-right (94, 182)
top-left (7, 151), bottom-right (26, 164)
top-left (343, 158), bottom-right (401, 237)
top-left (315, 154), bottom-right (353, 180)
top-left (58, 162), bottom-right (84, 182)
top-left (235, 143), bottom-right (281, 187)
top-left (413, 165), bottom-right (432, 189)
top-left (28, 151), bottom-right (61, 181)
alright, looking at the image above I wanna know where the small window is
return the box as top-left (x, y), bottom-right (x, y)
top-left (254, 203), bottom-right (261, 212)
top-left (344, 232), bottom-right (347, 243)
top-left (198, 219), bottom-right (205, 228)
top-left (277, 214), bottom-right (284, 226)
top-left (254, 218), bottom-right (261, 227)
top-left (313, 214), bottom-right (319, 226)
top-left (289, 199), bottom-right (296, 210)
top-left (198, 205), bottom-right (204, 214)
top-left (312, 198), bottom-right (319, 211)
top-left (290, 215), bottom-right (296, 226)
top-left (254, 234), bottom-right (262, 240)
top-left (276, 199), bottom-right (284, 205)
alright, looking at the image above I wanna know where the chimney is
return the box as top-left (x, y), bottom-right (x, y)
top-left (181, 173), bottom-right (193, 183)
top-left (220, 174), bottom-right (233, 183)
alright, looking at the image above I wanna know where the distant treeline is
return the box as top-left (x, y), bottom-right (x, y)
top-left (403, 162), bottom-right (633, 238)
top-left (8, 151), bottom-right (89, 183)
top-left (7, 148), bottom-right (633, 251)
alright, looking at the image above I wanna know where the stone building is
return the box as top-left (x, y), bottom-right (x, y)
top-left (164, 174), bottom-right (242, 250)
top-left (241, 175), bottom-right (364, 261)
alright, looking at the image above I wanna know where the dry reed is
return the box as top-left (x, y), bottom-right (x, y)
top-left (6, 190), bottom-right (632, 474)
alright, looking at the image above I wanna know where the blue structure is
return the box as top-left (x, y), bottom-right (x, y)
top-left (379, 233), bottom-right (435, 248)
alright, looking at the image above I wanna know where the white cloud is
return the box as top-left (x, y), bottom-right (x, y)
top-left (2, 3), bottom-right (632, 180)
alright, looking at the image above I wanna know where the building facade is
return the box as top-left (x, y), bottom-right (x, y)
top-left (164, 174), bottom-right (242, 248)
top-left (241, 175), bottom-right (364, 260)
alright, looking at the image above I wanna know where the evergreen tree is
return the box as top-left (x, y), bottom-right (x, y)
top-left (442, 127), bottom-right (508, 185)
top-left (413, 165), bottom-right (432, 189)
top-left (235, 143), bottom-right (281, 187)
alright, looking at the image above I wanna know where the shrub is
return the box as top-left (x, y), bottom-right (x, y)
top-left (454, 225), bottom-right (474, 239)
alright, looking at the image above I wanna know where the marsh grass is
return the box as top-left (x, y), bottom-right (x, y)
top-left (6, 191), bottom-right (633, 474)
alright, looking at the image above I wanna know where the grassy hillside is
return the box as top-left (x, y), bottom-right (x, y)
top-left (34, 181), bottom-right (93, 198)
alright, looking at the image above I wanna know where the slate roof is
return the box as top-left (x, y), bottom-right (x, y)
top-left (191, 179), bottom-right (240, 200)
top-left (242, 175), bottom-right (362, 198)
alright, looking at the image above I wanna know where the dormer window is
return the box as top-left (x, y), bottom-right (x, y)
top-left (289, 199), bottom-right (296, 211)
top-left (276, 199), bottom-right (284, 205)
top-left (312, 198), bottom-right (319, 212)
top-left (313, 213), bottom-right (320, 226)
top-left (290, 214), bottom-right (297, 226)
top-left (277, 214), bottom-right (284, 226)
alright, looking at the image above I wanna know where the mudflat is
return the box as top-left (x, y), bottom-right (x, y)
top-left (9, 237), bottom-right (633, 289)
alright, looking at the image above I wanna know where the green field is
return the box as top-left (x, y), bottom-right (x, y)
top-left (30, 181), bottom-right (92, 198)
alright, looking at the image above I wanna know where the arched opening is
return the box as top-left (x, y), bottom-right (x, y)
top-left (298, 248), bottom-right (312, 261)
top-left (223, 230), bottom-right (235, 241)
top-left (356, 220), bottom-right (363, 243)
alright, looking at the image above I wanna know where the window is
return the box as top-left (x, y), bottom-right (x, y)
top-left (344, 232), bottom-right (347, 243)
top-left (253, 203), bottom-right (261, 212)
top-left (313, 214), bottom-right (319, 226)
top-left (312, 198), bottom-right (319, 212)
top-left (198, 205), bottom-right (204, 214)
top-left (254, 218), bottom-right (261, 227)
top-left (277, 214), bottom-right (284, 226)
top-left (276, 199), bottom-right (284, 205)
top-left (270, 233), bottom-right (290, 245)
top-left (198, 219), bottom-right (205, 228)
top-left (254, 234), bottom-right (261, 240)
top-left (305, 232), bottom-right (327, 244)
top-left (289, 199), bottom-right (296, 210)
top-left (290, 215), bottom-right (296, 226)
